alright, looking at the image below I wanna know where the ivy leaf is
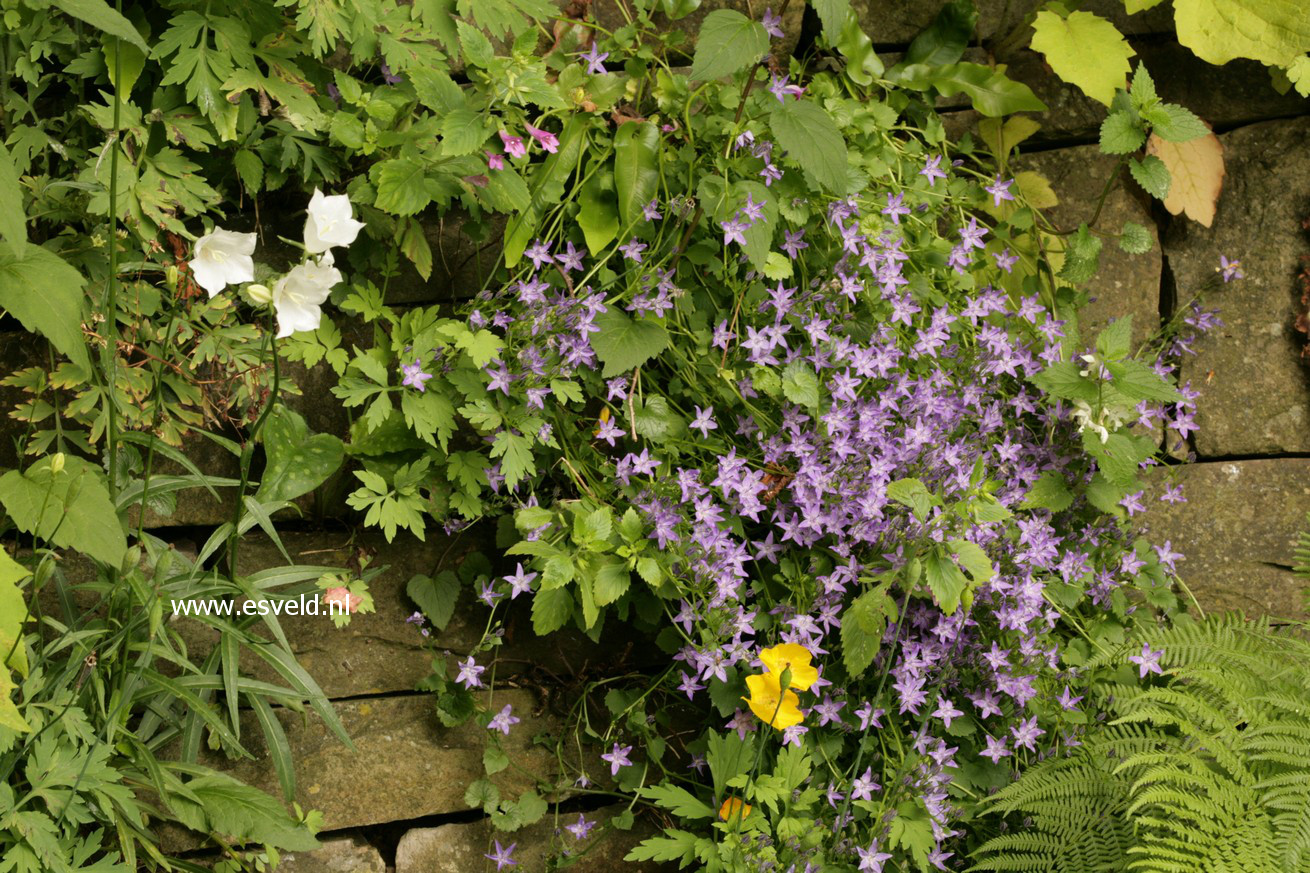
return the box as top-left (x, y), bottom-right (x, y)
top-left (1146, 130), bottom-right (1225, 226)
top-left (1119, 220), bottom-right (1154, 254)
top-left (0, 246), bottom-right (90, 371)
top-left (689, 10), bottom-right (769, 81)
top-left (1030, 10), bottom-right (1134, 106)
top-left (1173, 0), bottom-right (1310, 67)
top-left (1128, 154), bottom-right (1171, 200)
top-left (1100, 110), bottom-right (1147, 154)
top-left (591, 309), bottom-right (670, 377)
top-left (614, 122), bottom-right (659, 228)
top-left (769, 99), bottom-right (849, 193)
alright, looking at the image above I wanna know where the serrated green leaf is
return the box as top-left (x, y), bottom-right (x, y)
top-left (531, 587), bottom-right (573, 634)
top-left (374, 159), bottom-right (431, 215)
top-left (769, 98), bottom-right (849, 193)
top-left (1100, 110), bottom-right (1147, 154)
top-left (641, 784), bottom-right (716, 819)
top-left (689, 10), bottom-right (769, 81)
top-left (590, 309), bottom-right (670, 377)
top-left (1142, 103), bottom-right (1210, 142)
top-left (1022, 471), bottom-right (1074, 511)
top-left (0, 246), bottom-right (90, 371)
top-left (924, 548), bottom-right (970, 615)
top-left (1119, 220), bottom-right (1154, 254)
top-left (1129, 154), bottom-right (1170, 199)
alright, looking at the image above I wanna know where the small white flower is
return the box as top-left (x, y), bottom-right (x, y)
top-left (189, 228), bottom-right (256, 296)
top-left (272, 254), bottom-right (341, 338)
top-left (303, 188), bottom-right (365, 253)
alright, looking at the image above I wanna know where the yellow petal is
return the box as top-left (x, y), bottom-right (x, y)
top-left (759, 643), bottom-right (819, 692)
top-left (719, 797), bottom-right (751, 821)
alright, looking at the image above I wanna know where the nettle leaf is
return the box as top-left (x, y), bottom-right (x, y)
top-left (1100, 110), bottom-right (1147, 155)
top-left (769, 98), bottom-right (849, 194)
top-left (1030, 361), bottom-right (1099, 403)
top-left (1021, 471), bottom-right (1074, 512)
top-left (1058, 223), bottom-right (1103, 285)
top-left (374, 159), bottom-right (431, 215)
top-left (1141, 103), bottom-right (1209, 142)
top-left (614, 122), bottom-right (660, 228)
top-left (1106, 359), bottom-right (1184, 403)
top-left (1128, 154), bottom-right (1171, 200)
top-left (886, 478), bottom-right (938, 520)
top-left (1030, 10), bottom-right (1134, 106)
top-left (1119, 220), bottom-right (1154, 254)
top-left (591, 309), bottom-right (670, 377)
top-left (689, 10), bottom-right (769, 81)
top-left (841, 586), bottom-right (892, 678)
top-left (1096, 316), bottom-right (1134, 361)
top-left (948, 539), bottom-right (995, 584)
top-left (531, 587), bottom-right (573, 634)
top-left (924, 548), bottom-right (970, 615)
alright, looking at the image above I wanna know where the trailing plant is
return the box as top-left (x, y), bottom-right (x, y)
top-left (969, 615), bottom-right (1310, 873)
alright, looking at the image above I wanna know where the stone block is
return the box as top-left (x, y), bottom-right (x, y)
top-left (1139, 459), bottom-right (1310, 619)
top-left (278, 832), bottom-right (386, 873)
top-left (1165, 116), bottom-right (1310, 456)
top-left (395, 804), bottom-right (671, 873)
top-left (1016, 144), bottom-right (1161, 347)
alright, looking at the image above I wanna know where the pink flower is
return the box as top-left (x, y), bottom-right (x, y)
top-left (525, 124), bottom-right (559, 153)
top-left (499, 130), bottom-right (526, 159)
top-left (323, 586), bottom-right (362, 613)
top-left (486, 151), bottom-right (504, 171)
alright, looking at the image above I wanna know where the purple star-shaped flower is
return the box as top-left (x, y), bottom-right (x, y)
top-left (618, 238), bottom-right (646, 262)
top-left (557, 240), bottom-right (586, 272)
top-left (565, 813), bottom-right (595, 839)
top-left (456, 656), bottom-right (485, 689)
top-left (503, 563), bottom-right (537, 599)
top-left (401, 359), bottom-right (432, 392)
top-left (1129, 642), bottom-right (1165, 678)
top-left (601, 742), bottom-right (633, 776)
top-left (488, 704), bottom-right (520, 735)
top-left (762, 7), bottom-right (784, 38)
top-left (1219, 255), bottom-right (1244, 282)
top-left (642, 199), bottom-right (662, 221)
top-left (689, 405), bottom-right (717, 437)
top-left (920, 154), bottom-right (947, 186)
top-left (721, 218), bottom-right (748, 246)
top-left (485, 839), bottom-right (517, 870)
top-left (1011, 716), bottom-right (1045, 752)
top-left (984, 174), bottom-right (1015, 207)
top-left (478, 580), bottom-right (503, 607)
top-left (980, 733), bottom-right (1010, 763)
top-left (580, 43), bottom-right (609, 75)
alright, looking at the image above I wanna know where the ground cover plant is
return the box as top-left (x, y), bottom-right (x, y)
top-left (0, 0), bottom-right (1306, 871)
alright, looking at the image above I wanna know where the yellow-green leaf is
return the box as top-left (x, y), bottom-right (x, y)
top-left (1030, 10), bottom-right (1134, 106)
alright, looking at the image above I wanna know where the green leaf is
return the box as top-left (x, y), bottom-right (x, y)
top-left (904, 62), bottom-right (1047, 117)
top-left (948, 539), bottom-right (995, 584)
top-left (256, 407), bottom-right (344, 504)
top-left (1105, 359), bottom-right (1184, 403)
top-left (490, 431), bottom-right (535, 488)
top-left (1095, 316), bottom-right (1134, 361)
top-left (531, 587), bottom-right (573, 634)
top-left (591, 308), bottom-right (670, 377)
top-left (1030, 10), bottom-right (1134, 106)
top-left (593, 561), bottom-right (630, 605)
top-left (841, 587), bottom-right (891, 678)
top-left (1141, 103), bottom-right (1210, 142)
top-left (1129, 155), bottom-right (1171, 199)
top-left (614, 122), bottom-right (660, 228)
top-left (0, 246), bottom-right (90, 371)
top-left (578, 170), bottom-right (619, 254)
top-left (689, 10), bottom-right (769, 81)
top-left (172, 772), bottom-right (319, 851)
top-left (886, 478), bottom-right (938, 521)
top-left (769, 99), bottom-right (849, 193)
top-left (902, 0), bottom-right (977, 67)
top-left (640, 784), bottom-right (716, 819)
top-left (573, 507), bottom-right (613, 544)
top-left (1100, 110), bottom-right (1147, 154)
top-left (1030, 361), bottom-right (1098, 403)
top-left (483, 745), bottom-right (509, 775)
top-left (374, 159), bottom-right (430, 215)
top-left (0, 456), bottom-right (126, 566)
top-left (780, 362), bottom-right (820, 410)
top-left (923, 548), bottom-right (970, 615)
top-left (626, 830), bottom-right (702, 864)
top-left (1059, 223), bottom-right (1103, 285)
top-left (0, 143), bottom-right (26, 256)
top-left (1173, 0), bottom-right (1310, 67)
top-left (1119, 220), bottom-right (1154, 254)
top-left (438, 108), bottom-right (488, 155)
top-left (54, 0), bottom-right (149, 51)
top-left (407, 570), bottom-right (461, 630)
top-left (811, 0), bottom-right (852, 42)
top-left (1021, 471), bottom-right (1074, 512)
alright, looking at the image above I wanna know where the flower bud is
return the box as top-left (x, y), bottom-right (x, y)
top-left (49, 452), bottom-right (65, 474)
top-left (246, 283), bottom-right (273, 304)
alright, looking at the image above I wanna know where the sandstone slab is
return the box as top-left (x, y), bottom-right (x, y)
top-left (277, 832), bottom-right (386, 873)
top-left (395, 804), bottom-right (671, 873)
top-left (1016, 144), bottom-right (1161, 347)
top-left (1139, 459), bottom-right (1310, 619)
top-left (1165, 116), bottom-right (1310, 457)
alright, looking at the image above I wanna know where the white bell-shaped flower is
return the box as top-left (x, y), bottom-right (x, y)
top-left (303, 188), bottom-right (365, 253)
top-left (272, 253), bottom-right (342, 338)
top-left (189, 228), bottom-right (257, 296)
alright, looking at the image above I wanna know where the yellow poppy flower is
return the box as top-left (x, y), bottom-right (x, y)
top-left (759, 643), bottom-right (819, 692)
top-left (718, 797), bottom-right (751, 822)
top-left (744, 673), bottom-right (804, 730)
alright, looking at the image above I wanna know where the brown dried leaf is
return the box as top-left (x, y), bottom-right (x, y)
top-left (1146, 130), bottom-right (1225, 227)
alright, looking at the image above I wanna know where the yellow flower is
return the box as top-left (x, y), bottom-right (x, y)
top-left (744, 673), bottom-right (804, 730)
top-left (718, 797), bottom-right (751, 822)
top-left (759, 643), bottom-right (819, 692)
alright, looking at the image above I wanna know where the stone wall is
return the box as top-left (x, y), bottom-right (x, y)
top-left (3, 3), bottom-right (1310, 869)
